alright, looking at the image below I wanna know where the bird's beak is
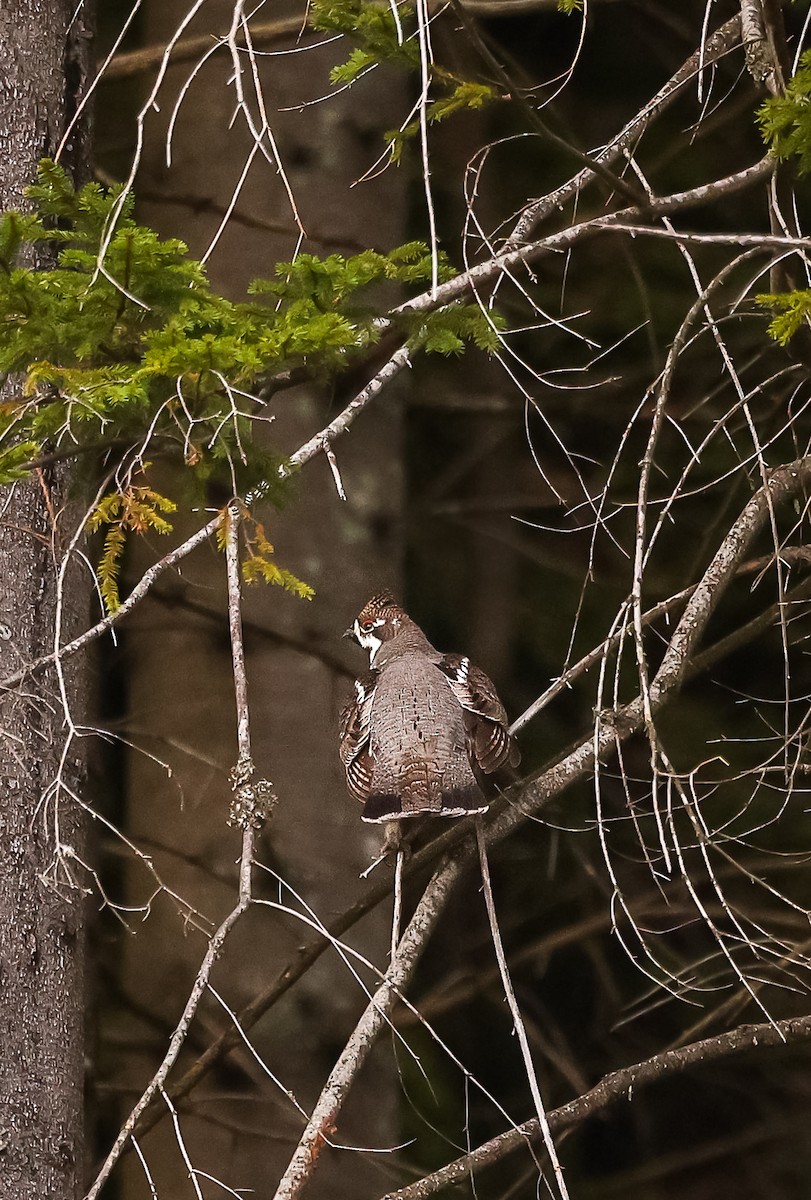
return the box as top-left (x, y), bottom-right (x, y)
top-left (343, 626), bottom-right (357, 642)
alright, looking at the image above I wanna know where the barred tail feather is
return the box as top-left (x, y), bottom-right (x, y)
top-left (362, 785), bottom-right (488, 822)
top-left (362, 792), bottom-right (403, 822)
top-left (438, 787), bottom-right (489, 817)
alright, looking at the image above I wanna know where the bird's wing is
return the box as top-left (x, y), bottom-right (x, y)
top-left (437, 654), bottom-right (520, 774)
top-left (339, 672), bottom-right (377, 804)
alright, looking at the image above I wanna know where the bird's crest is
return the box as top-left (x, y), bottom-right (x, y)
top-left (355, 591), bottom-right (403, 626)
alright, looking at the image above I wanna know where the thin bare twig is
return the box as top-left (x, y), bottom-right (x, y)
top-left (271, 856), bottom-right (467, 1200)
top-left (267, 460), bottom-right (811, 1200)
top-left (286, 342), bottom-right (413, 473)
top-left (83, 503), bottom-right (260, 1200)
top-left (396, 157), bottom-right (776, 321)
top-left (0, 154), bottom-right (777, 703)
top-left (225, 501), bottom-right (277, 830)
top-left (84, 821), bottom-right (253, 1198)
top-left (379, 1011), bottom-right (811, 1200)
top-left (0, 512), bottom-right (223, 694)
top-left (482, 458), bottom-right (811, 862)
top-left (448, 0), bottom-right (645, 206)
top-left (508, 15), bottom-right (744, 243)
top-left (118, 466), bottom-right (811, 1150)
top-left (103, 15), bottom-right (309, 80)
top-left (475, 820), bottom-right (569, 1200)
top-left (1, 341), bottom-right (413, 693)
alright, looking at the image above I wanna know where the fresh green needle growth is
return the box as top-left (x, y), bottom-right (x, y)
top-left (557, 0), bottom-right (584, 13)
top-left (429, 79), bottom-right (498, 122)
top-left (387, 76), bottom-right (499, 163)
top-left (408, 305), bottom-right (505, 355)
top-left (250, 241), bottom-right (454, 304)
top-left (309, 0), bottom-right (419, 84)
top-left (0, 161), bottom-right (501, 611)
top-left (0, 161), bottom-right (283, 498)
top-left (756, 53), bottom-right (811, 348)
top-left (756, 288), bottom-right (811, 346)
top-left (758, 51), bottom-right (811, 173)
top-left (309, 0), bottom-right (498, 150)
top-left (0, 163), bottom-right (492, 490)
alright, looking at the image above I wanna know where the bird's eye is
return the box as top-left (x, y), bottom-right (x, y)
top-left (360, 619), bottom-right (375, 632)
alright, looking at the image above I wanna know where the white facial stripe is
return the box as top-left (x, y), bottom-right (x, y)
top-left (362, 633), bottom-right (383, 663)
top-left (354, 620), bottom-right (383, 664)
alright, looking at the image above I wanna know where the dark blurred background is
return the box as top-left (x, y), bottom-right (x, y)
top-left (87, 2), bottom-right (811, 1197)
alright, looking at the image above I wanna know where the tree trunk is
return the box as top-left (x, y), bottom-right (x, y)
top-left (0, 4), bottom-right (92, 1197)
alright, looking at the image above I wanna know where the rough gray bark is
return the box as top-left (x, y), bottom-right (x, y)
top-left (0, 4), bottom-right (92, 1197)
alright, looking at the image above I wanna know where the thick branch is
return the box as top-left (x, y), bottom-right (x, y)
top-left (125, 463), bottom-right (811, 1148)
top-left (271, 858), bottom-right (466, 1200)
top-left (0, 161), bottom-right (773, 685)
top-left (495, 458), bottom-right (811, 844)
top-left (103, 16), bottom-right (307, 79)
top-left (379, 1012), bottom-right (811, 1200)
top-left (1, 339), bottom-right (410, 693)
top-left (394, 157), bottom-right (775, 321)
top-left (651, 460), bottom-right (809, 701)
top-left (285, 342), bottom-right (413, 472)
top-left (266, 458), bottom-right (811, 1199)
top-left (509, 15), bottom-right (743, 243)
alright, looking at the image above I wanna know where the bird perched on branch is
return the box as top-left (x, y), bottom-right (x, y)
top-left (340, 592), bottom-right (520, 825)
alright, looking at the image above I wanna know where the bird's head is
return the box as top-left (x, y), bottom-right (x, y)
top-left (344, 592), bottom-right (407, 664)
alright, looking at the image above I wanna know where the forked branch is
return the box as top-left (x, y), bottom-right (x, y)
top-left (266, 458), bottom-right (811, 1199)
top-left (84, 502), bottom-right (262, 1200)
top-left (379, 1011), bottom-right (811, 1200)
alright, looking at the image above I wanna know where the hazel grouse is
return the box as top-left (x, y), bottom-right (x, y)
top-left (340, 593), bottom-right (520, 823)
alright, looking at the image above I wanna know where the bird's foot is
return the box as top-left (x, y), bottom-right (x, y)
top-left (359, 820), bottom-right (411, 879)
top-left (381, 819), bottom-right (404, 855)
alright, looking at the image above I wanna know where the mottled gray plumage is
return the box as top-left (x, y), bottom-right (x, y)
top-left (340, 593), bottom-right (519, 823)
